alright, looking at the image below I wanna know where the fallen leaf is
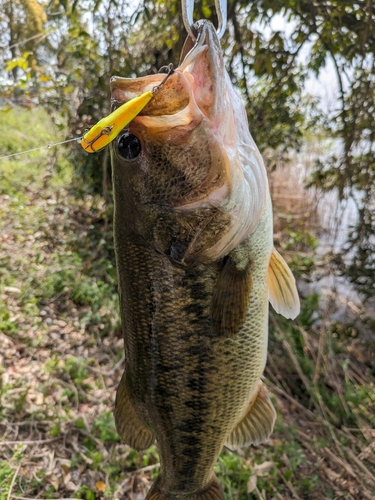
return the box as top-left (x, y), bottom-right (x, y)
top-left (247, 474), bottom-right (257, 493)
top-left (49, 473), bottom-right (59, 490)
top-left (96, 481), bottom-right (106, 492)
top-left (66, 480), bottom-right (76, 491)
top-left (60, 463), bottom-right (70, 475)
top-left (254, 460), bottom-right (277, 476)
top-left (35, 392), bottom-right (44, 405)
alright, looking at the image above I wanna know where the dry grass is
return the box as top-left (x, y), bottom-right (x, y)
top-left (267, 312), bottom-right (375, 499)
top-left (268, 143), bottom-right (321, 239)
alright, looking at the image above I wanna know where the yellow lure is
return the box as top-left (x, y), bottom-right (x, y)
top-left (80, 91), bottom-right (153, 153)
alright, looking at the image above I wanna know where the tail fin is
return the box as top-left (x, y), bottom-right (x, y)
top-left (146, 473), bottom-right (225, 500)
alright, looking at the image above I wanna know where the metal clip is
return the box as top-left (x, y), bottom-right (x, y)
top-left (182, 0), bottom-right (227, 41)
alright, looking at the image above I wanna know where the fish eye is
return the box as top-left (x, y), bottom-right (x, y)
top-left (117, 132), bottom-right (141, 160)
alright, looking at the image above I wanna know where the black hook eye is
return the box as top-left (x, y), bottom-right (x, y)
top-left (117, 132), bottom-right (141, 160)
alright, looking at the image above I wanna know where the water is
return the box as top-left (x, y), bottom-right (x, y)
top-left (269, 138), bottom-right (374, 324)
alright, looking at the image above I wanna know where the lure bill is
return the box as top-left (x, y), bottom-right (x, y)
top-left (81, 64), bottom-right (174, 153)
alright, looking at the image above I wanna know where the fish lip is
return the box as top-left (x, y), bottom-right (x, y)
top-left (179, 20), bottom-right (221, 68)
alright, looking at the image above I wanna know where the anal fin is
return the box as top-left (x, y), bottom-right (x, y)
top-left (146, 473), bottom-right (225, 500)
top-left (211, 257), bottom-right (252, 337)
top-left (114, 371), bottom-right (155, 451)
top-left (225, 381), bottom-right (276, 449)
top-left (268, 247), bottom-right (300, 319)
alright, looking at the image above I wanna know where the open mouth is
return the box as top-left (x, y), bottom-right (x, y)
top-left (110, 21), bottom-right (223, 121)
top-left (179, 20), bottom-right (221, 70)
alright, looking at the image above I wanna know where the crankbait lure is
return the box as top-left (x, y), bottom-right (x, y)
top-left (81, 64), bottom-right (174, 153)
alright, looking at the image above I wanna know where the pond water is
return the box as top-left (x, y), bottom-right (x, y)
top-left (269, 139), bottom-right (374, 325)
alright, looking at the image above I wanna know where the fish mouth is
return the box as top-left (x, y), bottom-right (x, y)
top-left (177, 20), bottom-right (225, 120)
top-left (110, 21), bottom-right (224, 121)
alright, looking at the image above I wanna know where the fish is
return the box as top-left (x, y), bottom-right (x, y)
top-left (110, 20), bottom-right (300, 500)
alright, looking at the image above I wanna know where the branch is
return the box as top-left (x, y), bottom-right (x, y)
top-left (231, 6), bottom-right (251, 107)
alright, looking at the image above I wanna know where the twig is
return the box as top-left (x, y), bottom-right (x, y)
top-left (313, 320), bottom-right (327, 385)
top-left (0, 421), bottom-right (50, 426)
top-left (74, 428), bottom-right (103, 448)
top-left (129, 473), bottom-right (135, 500)
top-left (7, 463), bottom-right (21, 500)
top-left (271, 484), bottom-right (285, 499)
top-left (346, 448), bottom-right (375, 486)
top-left (349, 363), bottom-right (370, 386)
top-left (298, 326), bottom-right (317, 362)
top-left (324, 447), bottom-right (356, 478)
top-left (0, 438), bottom-right (60, 446)
top-left (282, 339), bottom-right (312, 393)
top-left (267, 353), bottom-right (293, 396)
top-left (131, 463), bottom-right (160, 474)
top-left (255, 486), bottom-right (265, 500)
top-left (86, 355), bottom-right (125, 377)
top-left (277, 470), bottom-right (303, 500)
top-left (268, 383), bottom-right (316, 419)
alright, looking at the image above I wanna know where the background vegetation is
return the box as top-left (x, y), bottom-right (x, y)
top-left (0, 1), bottom-right (374, 499)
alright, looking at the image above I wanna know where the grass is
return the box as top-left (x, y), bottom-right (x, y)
top-left (1, 108), bottom-right (374, 499)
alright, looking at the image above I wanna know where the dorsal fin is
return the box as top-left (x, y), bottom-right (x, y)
top-left (268, 248), bottom-right (300, 319)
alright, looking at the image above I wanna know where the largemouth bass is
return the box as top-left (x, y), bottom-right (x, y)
top-left (110, 20), bottom-right (300, 500)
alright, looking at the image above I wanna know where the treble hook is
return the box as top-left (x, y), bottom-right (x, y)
top-left (182, 0), bottom-right (227, 41)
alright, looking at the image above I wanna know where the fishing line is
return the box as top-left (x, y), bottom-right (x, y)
top-left (1, 63), bottom-right (174, 161)
top-left (0, 136), bottom-right (82, 161)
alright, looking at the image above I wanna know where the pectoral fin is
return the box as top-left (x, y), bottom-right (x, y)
top-left (225, 381), bottom-right (276, 449)
top-left (115, 371), bottom-right (155, 451)
top-left (211, 258), bottom-right (252, 337)
top-left (268, 248), bottom-right (300, 319)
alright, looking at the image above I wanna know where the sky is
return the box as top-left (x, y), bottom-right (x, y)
top-left (269, 13), bottom-right (338, 106)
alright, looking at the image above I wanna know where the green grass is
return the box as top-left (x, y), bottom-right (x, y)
top-left (0, 446), bottom-right (24, 500)
top-left (0, 107), bottom-right (71, 195)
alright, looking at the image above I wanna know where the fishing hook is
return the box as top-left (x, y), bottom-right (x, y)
top-left (181, 0), bottom-right (227, 41)
top-left (81, 125), bottom-right (113, 152)
top-left (152, 63), bottom-right (174, 94)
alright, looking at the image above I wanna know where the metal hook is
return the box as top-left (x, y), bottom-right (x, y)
top-left (81, 125), bottom-right (113, 152)
top-left (182, 0), bottom-right (227, 41)
top-left (152, 63), bottom-right (174, 94)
